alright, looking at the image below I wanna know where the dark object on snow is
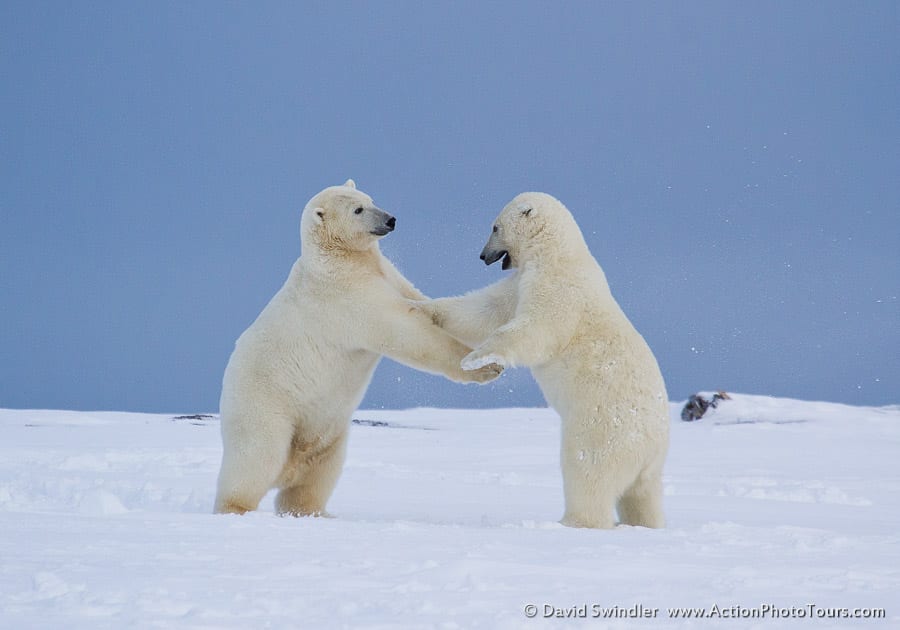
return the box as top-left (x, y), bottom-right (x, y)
top-left (352, 418), bottom-right (391, 428)
top-left (351, 418), bottom-right (437, 431)
top-left (681, 391), bottom-right (731, 422)
top-left (172, 414), bottom-right (215, 421)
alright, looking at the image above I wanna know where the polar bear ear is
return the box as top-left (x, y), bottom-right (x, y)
top-left (315, 208), bottom-right (326, 220)
top-left (521, 207), bottom-right (533, 217)
top-left (343, 179), bottom-right (356, 189)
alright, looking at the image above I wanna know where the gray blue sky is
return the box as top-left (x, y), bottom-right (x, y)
top-left (2, 1), bottom-right (897, 412)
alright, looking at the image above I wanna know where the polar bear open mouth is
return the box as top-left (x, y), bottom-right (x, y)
top-left (482, 249), bottom-right (510, 268)
top-left (501, 252), bottom-right (512, 270)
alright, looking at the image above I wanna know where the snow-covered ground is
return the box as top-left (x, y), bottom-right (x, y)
top-left (1, 394), bottom-right (897, 629)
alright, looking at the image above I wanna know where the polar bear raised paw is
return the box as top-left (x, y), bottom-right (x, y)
top-left (461, 352), bottom-right (508, 372)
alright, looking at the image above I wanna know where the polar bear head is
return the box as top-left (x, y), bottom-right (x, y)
top-left (479, 192), bottom-right (587, 270)
top-left (300, 179), bottom-right (396, 252)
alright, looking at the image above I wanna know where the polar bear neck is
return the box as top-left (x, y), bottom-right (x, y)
top-left (300, 239), bottom-right (384, 271)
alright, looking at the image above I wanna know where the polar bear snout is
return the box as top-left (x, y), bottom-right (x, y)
top-left (369, 210), bottom-right (396, 236)
top-left (480, 247), bottom-right (507, 266)
top-left (481, 246), bottom-right (512, 270)
top-left (479, 229), bottom-right (512, 268)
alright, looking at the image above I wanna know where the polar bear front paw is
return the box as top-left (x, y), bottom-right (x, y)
top-left (461, 351), bottom-right (507, 372)
top-left (466, 362), bottom-right (504, 384)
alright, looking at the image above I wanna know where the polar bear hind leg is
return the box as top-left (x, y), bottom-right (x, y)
top-left (275, 428), bottom-right (349, 517)
top-left (214, 417), bottom-right (294, 515)
top-left (616, 464), bottom-right (665, 528)
top-left (559, 440), bottom-right (665, 529)
top-left (559, 465), bottom-right (619, 530)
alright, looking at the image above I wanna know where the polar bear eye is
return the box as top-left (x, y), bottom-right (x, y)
top-left (492, 225), bottom-right (498, 233)
top-left (354, 207), bottom-right (364, 215)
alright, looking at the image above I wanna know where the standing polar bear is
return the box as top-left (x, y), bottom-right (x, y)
top-left (214, 180), bottom-right (501, 516)
top-left (419, 192), bottom-right (669, 529)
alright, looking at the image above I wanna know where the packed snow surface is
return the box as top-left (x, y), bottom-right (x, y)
top-left (1, 394), bottom-right (898, 629)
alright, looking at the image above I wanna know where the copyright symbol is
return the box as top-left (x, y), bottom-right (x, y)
top-left (524, 604), bottom-right (538, 618)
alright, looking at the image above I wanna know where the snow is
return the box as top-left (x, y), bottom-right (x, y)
top-left (1, 395), bottom-right (898, 628)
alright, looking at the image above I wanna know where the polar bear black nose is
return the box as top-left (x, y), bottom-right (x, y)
top-left (385, 216), bottom-right (396, 230)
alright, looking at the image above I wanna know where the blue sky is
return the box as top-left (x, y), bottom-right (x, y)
top-left (2, 1), bottom-right (897, 412)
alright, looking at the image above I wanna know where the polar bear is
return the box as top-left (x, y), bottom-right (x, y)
top-left (214, 180), bottom-right (502, 516)
top-left (418, 192), bottom-right (669, 529)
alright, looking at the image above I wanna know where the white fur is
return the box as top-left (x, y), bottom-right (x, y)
top-left (214, 181), bottom-right (501, 516)
top-left (419, 192), bottom-right (669, 529)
